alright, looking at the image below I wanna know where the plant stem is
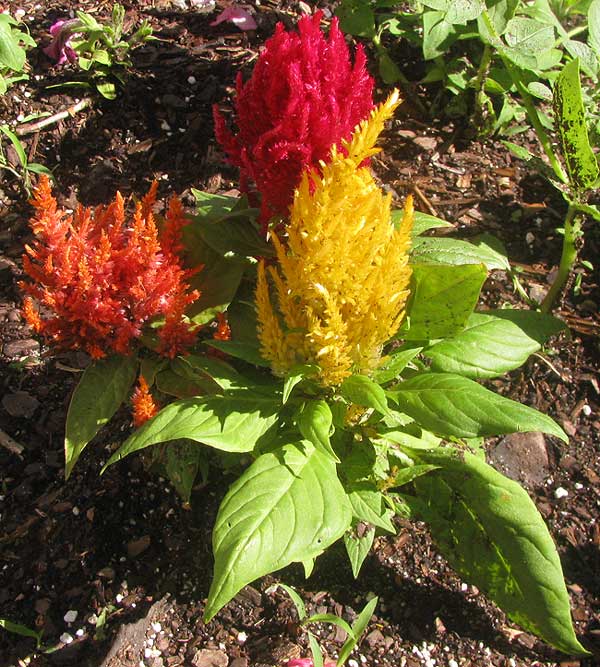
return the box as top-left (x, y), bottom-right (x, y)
top-left (540, 203), bottom-right (581, 313)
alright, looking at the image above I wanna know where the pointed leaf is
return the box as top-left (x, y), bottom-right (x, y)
top-left (205, 443), bottom-right (352, 620)
top-left (65, 354), bottom-right (138, 478)
top-left (554, 59), bottom-right (599, 193)
top-left (387, 372), bottom-right (567, 442)
top-left (103, 393), bottom-right (279, 469)
top-left (340, 375), bottom-right (388, 414)
top-left (425, 310), bottom-right (566, 378)
top-left (344, 526), bottom-right (375, 578)
top-left (337, 596), bottom-right (378, 666)
top-left (373, 345), bottom-right (423, 385)
top-left (298, 400), bottom-right (339, 462)
top-left (346, 482), bottom-right (396, 533)
top-left (405, 448), bottom-right (589, 655)
top-left (404, 264), bottom-right (487, 340)
top-left (411, 234), bottom-right (510, 271)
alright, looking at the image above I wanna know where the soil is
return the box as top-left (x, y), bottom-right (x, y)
top-left (1, 2), bottom-right (599, 667)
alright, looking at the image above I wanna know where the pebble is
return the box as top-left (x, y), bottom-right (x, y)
top-left (555, 487), bottom-right (569, 499)
top-left (582, 404), bottom-right (592, 416)
top-left (2, 391), bottom-right (40, 418)
top-left (191, 649), bottom-right (229, 667)
top-left (60, 633), bottom-right (73, 644)
top-left (64, 610), bottom-right (78, 623)
top-left (3, 339), bottom-right (40, 358)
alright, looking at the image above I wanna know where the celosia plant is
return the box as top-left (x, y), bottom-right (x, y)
top-left (103, 91), bottom-right (587, 657)
top-left (29, 13), bottom-right (588, 659)
top-left (256, 91), bottom-right (412, 386)
top-left (21, 176), bottom-right (199, 360)
top-left (213, 10), bottom-right (374, 228)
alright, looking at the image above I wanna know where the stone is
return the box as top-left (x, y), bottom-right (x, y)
top-left (127, 535), bottom-right (151, 558)
top-left (191, 649), bottom-right (229, 667)
top-left (488, 432), bottom-right (549, 487)
top-left (2, 391), bottom-right (40, 418)
top-left (3, 338), bottom-right (40, 358)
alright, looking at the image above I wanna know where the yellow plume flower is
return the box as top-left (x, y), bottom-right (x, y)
top-left (255, 90), bottom-right (413, 387)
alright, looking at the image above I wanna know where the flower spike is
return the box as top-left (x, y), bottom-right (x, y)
top-left (256, 91), bottom-right (413, 386)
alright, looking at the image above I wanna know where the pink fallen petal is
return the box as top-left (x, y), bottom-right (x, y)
top-left (210, 6), bottom-right (257, 31)
top-left (44, 18), bottom-right (81, 65)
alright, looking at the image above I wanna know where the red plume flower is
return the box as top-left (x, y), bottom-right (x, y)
top-left (21, 176), bottom-right (200, 359)
top-left (213, 10), bottom-right (374, 231)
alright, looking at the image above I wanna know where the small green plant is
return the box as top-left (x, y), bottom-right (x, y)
top-left (503, 58), bottom-right (599, 311)
top-left (276, 584), bottom-right (378, 667)
top-left (0, 124), bottom-right (54, 195)
top-left (0, 13), bottom-right (36, 94)
top-left (336, 0), bottom-right (600, 135)
top-left (45, 4), bottom-right (154, 99)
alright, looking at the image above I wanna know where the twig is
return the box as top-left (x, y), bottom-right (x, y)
top-left (16, 98), bottom-right (93, 136)
top-left (412, 182), bottom-right (438, 217)
top-left (0, 427), bottom-right (24, 456)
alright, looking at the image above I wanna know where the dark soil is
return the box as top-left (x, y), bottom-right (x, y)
top-left (1, 2), bottom-right (599, 667)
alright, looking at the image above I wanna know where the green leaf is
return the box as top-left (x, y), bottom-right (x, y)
top-left (425, 310), bottom-right (566, 378)
top-left (445, 0), bottom-right (485, 24)
top-left (165, 439), bottom-right (205, 504)
top-left (205, 442), bottom-right (352, 621)
top-left (404, 263), bottom-right (487, 340)
top-left (373, 345), bottom-right (423, 385)
top-left (378, 50), bottom-right (402, 83)
top-left (478, 0), bottom-right (519, 42)
top-left (337, 596), bottom-right (378, 666)
top-left (305, 614), bottom-right (355, 638)
top-left (553, 59), bottom-right (599, 193)
top-left (422, 11), bottom-right (455, 60)
top-left (182, 354), bottom-right (247, 391)
top-left (564, 40), bottom-right (598, 80)
top-left (155, 367), bottom-right (212, 398)
top-left (504, 17), bottom-right (555, 56)
top-left (298, 400), bottom-right (339, 463)
top-left (283, 364), bottom-right (319, 404)
top-left (389, 463), bottom-right (439, 488)
top-left (344, 526), bottom-right (375, 578)
top-left (387, 372), bottom-right (568, 442)
top-left (309, 632), bottom-right (324, 667)
top-left (410, 234), bottom-right (510, 271)
top-left (103, 392), bottom-right (279, 469)
top-left (393, 209), bottom-right (454, 236)
top-left (96, 80), bottom-right (117, 100)
top-left (346, 482), bottom-right (396, 532)
top-left (340, 375), bottom-right (388, 414)
top-left (405, 448), bottom-right (589, 655)
top-left (192, 189), bottom-right (238, 218)
top-left (0, 22), bottom-right (27, 71)
top-left (0, 124), bottom-right (27, 168)
top-left (0, 618), bottom-right (43, 648)
top-left (278, 583), bottom-right (307, 620)
top-left (205, 340), bottom-right (270, 367)
top-left (335, 1), bottom-right (377, 38)
top-left (65, 354), bottom-right (138, 478)
top-left (195, 215), bottom-right (272, 258)
top-left (590, 0), bottom-right (600, 56)
top-left (185, 231), bottom-right (246, 326)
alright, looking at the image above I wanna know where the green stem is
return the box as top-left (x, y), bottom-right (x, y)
top-left (540, 203), bottom-right (581, 313)
top-left (480, 11), bottom-right (568, 184)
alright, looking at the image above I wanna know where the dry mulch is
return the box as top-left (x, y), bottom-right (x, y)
top-left (1, 2), bottom-right (599, 667)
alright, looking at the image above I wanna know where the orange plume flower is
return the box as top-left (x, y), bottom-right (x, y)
top-left (21, 176), bottom-right (201, 359)
top-left (131, 375), bottom-right (159, 427)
